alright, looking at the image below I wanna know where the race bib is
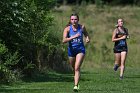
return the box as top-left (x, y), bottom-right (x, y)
top-left (72, 38), bottom-right (81, 43)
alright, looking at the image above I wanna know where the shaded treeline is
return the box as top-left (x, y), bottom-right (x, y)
top-left (0, 0), bottom-right (71, 84)
top-left (56, 0), bottom-right (140, 6)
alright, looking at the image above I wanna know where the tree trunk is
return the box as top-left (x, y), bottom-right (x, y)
top-left (37, 47), bottom-right (41, 70)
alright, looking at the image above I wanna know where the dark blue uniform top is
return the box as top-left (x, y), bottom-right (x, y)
top-left (114, 28), bottom-right (128, 53)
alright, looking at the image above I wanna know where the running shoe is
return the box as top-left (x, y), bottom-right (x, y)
top-left (120, 76), bottom-right (123, 80)
top-left (114, 64), bottom-right (119, 71)
top-left (73, 85), bottom-right (79, 92)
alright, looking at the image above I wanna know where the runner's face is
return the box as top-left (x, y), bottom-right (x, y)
top-left (70, 16), bottom-right (78, 26)
top-left (118, 19), bottom-right (123, 27)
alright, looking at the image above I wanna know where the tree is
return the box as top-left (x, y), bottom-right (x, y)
top-left (0, 0), bottom-right (59, 82)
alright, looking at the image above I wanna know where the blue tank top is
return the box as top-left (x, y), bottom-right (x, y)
top-left (68, 24), bottom-right (84, 48)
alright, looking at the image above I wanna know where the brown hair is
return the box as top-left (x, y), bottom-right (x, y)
top-left (66, 13), bottom-right (79, 27)
top-left (115, 18), bottom-right (123, 27)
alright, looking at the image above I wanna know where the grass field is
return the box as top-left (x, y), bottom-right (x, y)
top-left (0, 67), bottom-right (140, 93)
top-left (1, 4), bottom-right (140, 93)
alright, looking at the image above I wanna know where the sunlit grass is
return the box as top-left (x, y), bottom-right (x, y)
top-left (0, 68), bottom-right (140, 93)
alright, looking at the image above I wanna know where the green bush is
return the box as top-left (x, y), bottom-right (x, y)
top-left (0, 51), bottom-right (22, 84)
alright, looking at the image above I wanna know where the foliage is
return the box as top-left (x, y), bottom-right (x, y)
top-left (0, 51), bottom-right (22, 83)
top-left (0, 0), bottom-right (68, 84)
top-left (95, 0), bottom-right (104, 8)
top-left (56, 0), bottom-right (140, 6)
top-left (0, 42), bottom-right (8, 55)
